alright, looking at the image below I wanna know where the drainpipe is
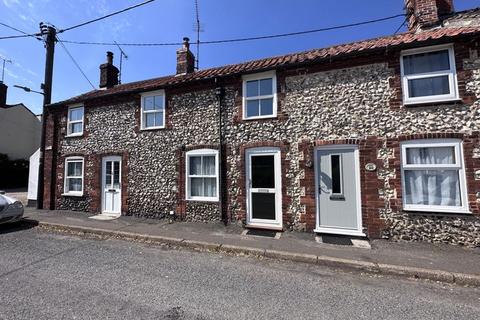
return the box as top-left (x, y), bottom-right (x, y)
top-left (214, 78), bottom-right (225, 223)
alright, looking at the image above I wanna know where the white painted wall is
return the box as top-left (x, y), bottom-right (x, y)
top-left (0, 104), bottom-right (41, 160)
top-left (27, 148), bottom-right (40, 201)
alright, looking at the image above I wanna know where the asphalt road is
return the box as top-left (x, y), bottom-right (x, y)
top-left (0, 222), bottom-right (479, 320)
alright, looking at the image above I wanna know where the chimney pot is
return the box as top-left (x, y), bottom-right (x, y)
top-left (183, 37), bottom-right (190, 49)
top-left (106, 51), bottom-right (114, 64)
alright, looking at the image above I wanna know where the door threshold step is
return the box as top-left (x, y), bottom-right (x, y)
top-left (242, 229), bottom-right (281, 239)
top-left (88, 214), bottom-right (120, 221)
top-left (315, 234), bottom-right (371, 249)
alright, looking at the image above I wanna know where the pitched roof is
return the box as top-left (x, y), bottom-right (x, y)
top-left (50, 25), bottom-right (480, 107)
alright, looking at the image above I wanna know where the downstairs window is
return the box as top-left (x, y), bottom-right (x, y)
top-left (401, 139), bottom-right (469, 213)
top-left (186, 149), bottom-right (219, 201)
top-left (64, 157), bottom-right (84, 196)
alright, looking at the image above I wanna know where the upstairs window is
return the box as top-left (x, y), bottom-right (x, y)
top-left (141, 90), bottom-right (165, 130)
top-left (401, 139), bottom-right (469, 213)
top-left (401, 45), bottom-right (458, 105)
top-left (186, 149), bottom-right (219, 201)
top-left (243, 71), bottom-right (277, 119)
top-left (64, 157), bottom-right (84, 196)
top-left (67, 105), bottom-right (84, 136)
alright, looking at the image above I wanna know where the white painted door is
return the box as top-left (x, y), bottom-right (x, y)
top-left (246, 147), bottom-right (282, 229)
top-left (102, 156), bottom-right (121, 215)
top-left (315, 146), bottom-right (364, 236)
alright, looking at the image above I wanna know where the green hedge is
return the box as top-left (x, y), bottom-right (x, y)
top-left (0, 153), bottom-right (29, 189)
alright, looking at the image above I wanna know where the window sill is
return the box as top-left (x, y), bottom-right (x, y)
top-left (65, 133), bottom-right (84, 138)
top-left (242, 115), bottom-right (277, 121)
top-left (186, 198), bottom-right (219, 203)
top-left (61, 193), bottom-right (84, 197)
top-left (403, 98), bottom-right (462, 107)
top-left (403, 207), bottom-right (472, 215)
top-left (140, 126), bottom-right (166, 131)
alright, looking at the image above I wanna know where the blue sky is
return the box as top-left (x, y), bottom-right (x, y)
top-left (0, 0), bottom-right (478, 114)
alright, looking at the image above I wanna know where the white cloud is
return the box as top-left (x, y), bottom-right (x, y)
top-left (4, 67), bottom-right (19, 79)
top-left (2, 0), bottom-right (20, 8)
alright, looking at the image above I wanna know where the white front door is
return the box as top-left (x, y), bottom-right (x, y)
top-left (246, 147), bottom-right (282, 229)
top-left (315, 146), bottom-right (364, 236)
top-left (102, 156), bottom-right (122, 215)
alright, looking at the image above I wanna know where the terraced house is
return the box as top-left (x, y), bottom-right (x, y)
top-left (42, 0), bottom-right (480, 246)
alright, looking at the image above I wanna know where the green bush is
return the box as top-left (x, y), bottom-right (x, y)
top-left (0, 153), bottom-right (29, 189)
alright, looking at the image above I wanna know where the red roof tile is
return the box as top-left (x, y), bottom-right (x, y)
top-left (50, 26), bottom-right (480, 107)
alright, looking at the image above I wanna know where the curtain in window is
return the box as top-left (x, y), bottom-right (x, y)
top-left (191, 178), bottom-right (203, 196)
top-left (202, 156), bottom-right (215, 175)
top-left (68, 178), bottom-right (82, 192)
top-left (204, 178), bottom-right (216, 197)
top-left (406, 147), bottom-right (454, 164)
top-left (189, 157), bottom-right (202, 175)
top-left (404, 147), bottom-right (461, 206)
top-left (403, 50), bottom-right (450, 75)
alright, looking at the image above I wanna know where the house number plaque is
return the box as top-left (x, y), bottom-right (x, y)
top-left (365, 163), bottom-right (377, 172)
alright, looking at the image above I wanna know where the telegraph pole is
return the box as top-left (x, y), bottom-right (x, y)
top-left (37, 23), bottom-right (56, 209)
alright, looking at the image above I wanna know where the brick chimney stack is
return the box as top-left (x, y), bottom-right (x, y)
top-left (176, 37), bottom-right (195, 75)
top-left (0, 82), bottom-right (7, 108)
top-left (99, 51), bottom-right (119, 89)
top-left (406, 0), bottom-right (454, 31)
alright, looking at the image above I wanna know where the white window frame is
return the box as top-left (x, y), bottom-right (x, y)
top-left (242, 71), bottom-right (278, 120)
top-left (185, 149), bottom-right (219, 202)
top-left (63, 156), bottom-right (84, 197)
top-left (400, 44), bottom-right (459, 105)
top-left (400, 139), bottom-right (469, 214)
top-left (66, 105), bottom-right (84, 137)
top-left (140, 89), bottom-right (166, 130)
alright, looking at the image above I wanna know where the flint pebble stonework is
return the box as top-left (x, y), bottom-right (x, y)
top-left (49, 43), bottom-right (480, 246)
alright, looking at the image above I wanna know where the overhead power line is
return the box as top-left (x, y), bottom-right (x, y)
top-left (57, 35), bottom-right (96, 89)
top-left (0, 33), bottom-right (37, 40)
top-left (59, 13), bottom-right (405, 47)
top-left (0, 21), bottom-right (42, 40)
top-left (58, 0), bottom-right (156, 33)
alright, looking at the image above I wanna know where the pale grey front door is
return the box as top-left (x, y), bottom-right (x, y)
top-left (316, 146), bottom-right (363, 236)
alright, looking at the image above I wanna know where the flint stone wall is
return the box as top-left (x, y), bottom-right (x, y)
top-left (54, 46), bottom-right (480, 245)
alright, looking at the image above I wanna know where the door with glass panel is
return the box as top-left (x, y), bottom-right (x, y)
top-left (246, 148), bottom-right (282, 228)
top-left (316, 146), bottom-right (363, 236)
top-left (102, 156), bottom-right (122, 215)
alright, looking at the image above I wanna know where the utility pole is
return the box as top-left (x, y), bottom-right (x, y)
top-left (37, 23), bottom-right (56, 210)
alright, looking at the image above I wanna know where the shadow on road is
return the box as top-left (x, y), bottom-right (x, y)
top-left (0, 219), bottom-right (39, 235)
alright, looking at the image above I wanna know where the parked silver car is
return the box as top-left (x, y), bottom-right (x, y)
top-left (0, 193), bottom-right (24, 224)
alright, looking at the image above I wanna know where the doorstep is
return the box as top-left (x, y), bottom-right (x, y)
top-left (245, 223), bottom-right (283, 231)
